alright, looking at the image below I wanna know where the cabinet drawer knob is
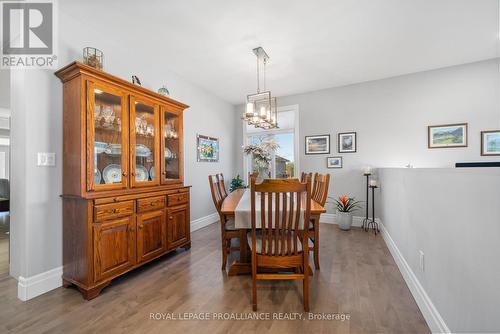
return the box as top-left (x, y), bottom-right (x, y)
top-left (169, 216), bottom-right (173, 220)
top-left (131, 172), bottom-right (135, 177)
top-left (122, 172), bottom-right (128, 177)
top-left (138, 225), bottom-right (143, 229)
top-left (113, 209), bottom-right (119, 213)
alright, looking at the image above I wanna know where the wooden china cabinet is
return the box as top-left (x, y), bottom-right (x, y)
top-left (55, 61), bottom-right (190, 300)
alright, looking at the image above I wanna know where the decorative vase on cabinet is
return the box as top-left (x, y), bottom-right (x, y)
top-left (56, 61), bottom-right (190, 300)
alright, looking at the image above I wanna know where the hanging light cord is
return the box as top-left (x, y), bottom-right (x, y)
top-left (263, 57), bottom-right (267, 92)
top-left (256, 55), bottom-right (260, 93)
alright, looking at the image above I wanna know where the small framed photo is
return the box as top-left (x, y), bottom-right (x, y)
top-left (197, 134), bottom-right (219, 162)
top-left (428, 123), bottom-right (467, 148)
top-left (305, 135), bottom-right (330, 154)
top-left (481, 130), bottom-right (500, 156)
top-left (327, 156), bottom-right (343, 169)
top-left (338, 132), bottom-right (356, 153)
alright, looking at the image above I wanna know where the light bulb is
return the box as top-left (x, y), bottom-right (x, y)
top-left (245, 102), bottom-right (254, 118)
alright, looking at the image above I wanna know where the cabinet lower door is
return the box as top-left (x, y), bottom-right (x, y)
top-left (137, 210), bottom-right (166, 263)
top-left (167, 205), bottom-right (189, 250)
top-left (93, 217), bottom-right (136, 282)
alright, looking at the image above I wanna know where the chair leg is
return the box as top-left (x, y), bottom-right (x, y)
top-left (303, 266), bottom-right (310, 312)
top-left (313, 220), bottom-right (320, 270)
top-left (252, 251), bottom-right (257, 311)
top-left (221, 238), bottom-right (228, 270)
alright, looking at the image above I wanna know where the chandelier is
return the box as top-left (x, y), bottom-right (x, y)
top-left (243, 47), bottom-right (278, 129)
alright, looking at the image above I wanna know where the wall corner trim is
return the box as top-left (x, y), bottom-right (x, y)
top-left (380, 223), bottom-right (451, 334)
top-left (17, 266), bottom-right (63, 301)
top-left (191, 212), bottom-right (219, 232)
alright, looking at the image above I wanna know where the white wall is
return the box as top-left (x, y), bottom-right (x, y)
top-left (0, 70), bottom-right (10, 108)
top-left (379, 168), bottom-right (500, 333)
top-left (236, 59), bottom-right (500, 216)
top-left (9, 3), bottom-right (237, 285)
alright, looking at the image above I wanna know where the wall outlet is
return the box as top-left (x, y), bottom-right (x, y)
top-left (37, 152), bottom-right (56, 167)
top-left (419, 250), bottom-right (425, 272)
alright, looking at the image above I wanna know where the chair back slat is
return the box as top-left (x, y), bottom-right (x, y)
top-left (293, 191), bottom-right (302, 255)
top-left (250, 177), bottom-right (311, 257)
top-left (267, 191), bottom-right (272, 256)
top-left (312, 173), bottom-right (330, 206)
top-left (274, 193), bottom-right (280, 256)
top-left (208, 175), bottom-right (224, 219)
top-left (287, 191), bottom-right (294, 255)
top-left (260, 193), bottom-right (266, 255)
top-left (280, 193), bottom-right (287, 256)
top-left (216, 173), bottom-right (228, 199)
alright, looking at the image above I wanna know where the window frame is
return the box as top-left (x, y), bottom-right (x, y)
top-left (242, 104), bottom-right (300, 183)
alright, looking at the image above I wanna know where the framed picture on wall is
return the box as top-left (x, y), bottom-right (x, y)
top-left (428, 123), bottom-right (468, 148)
top-left (327, 157), bottom-right (343, 168)
top-left (481, 130), bottom-right (500, 156)
top-left (305, 135), bottom-right (330, 154)
top-left (197, 134), bottom-right (219, 162)
top-left (338, 132), bottom-right (357, 153)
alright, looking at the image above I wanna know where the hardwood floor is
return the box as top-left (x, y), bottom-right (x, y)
top-left (0, 223), bottom-right (429, 334)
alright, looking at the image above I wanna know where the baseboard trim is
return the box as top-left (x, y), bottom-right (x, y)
top-left (191, 212), bottom-right (218, 232)
top-left (319, 213), bottom-right (374, 227)
top-left (380, 223), bottom-right (450, 334)
top-left (18, 266), bottom-right (63, 301)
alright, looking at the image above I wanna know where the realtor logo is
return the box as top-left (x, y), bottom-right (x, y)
top-left (1, 0), bottom-right (57, 68)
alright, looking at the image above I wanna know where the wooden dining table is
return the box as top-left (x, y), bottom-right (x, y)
top-left (220, 188), bottom-right (327, 276)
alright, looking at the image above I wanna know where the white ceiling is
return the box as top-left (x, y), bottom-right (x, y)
top-left (65, 0), bottom-right (499, 104)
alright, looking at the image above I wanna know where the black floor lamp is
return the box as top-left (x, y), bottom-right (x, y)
top-left (361, 168), bottom-right (371, 230)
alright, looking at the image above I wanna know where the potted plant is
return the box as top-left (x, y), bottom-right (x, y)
top-left (334, 195), bottom-right (362, 230)
top-left (243, 140), bottom-right (279, 183)
top-left (229, 175), bottom-right (246, 192)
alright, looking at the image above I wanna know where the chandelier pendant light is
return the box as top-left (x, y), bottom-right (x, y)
top-left (243, 47), bottom-right (278, 129)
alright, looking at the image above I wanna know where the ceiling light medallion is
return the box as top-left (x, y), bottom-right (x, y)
top-left (243, 47), bottom-right (278, 129)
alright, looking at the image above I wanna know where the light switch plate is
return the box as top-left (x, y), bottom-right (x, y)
top-left (37, 152), bottom-right (56, 166)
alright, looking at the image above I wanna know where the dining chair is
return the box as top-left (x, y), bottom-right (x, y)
top-left (249, 177), bottom-right (312, 312)
top-left (300, 172), bottom-right (312, 183)
top-left (216, 173), bottom-right (228, 199)
top-left (209, 175), bottom-right (245, 270)
top-left (309, 173), bottom-right (330, 270)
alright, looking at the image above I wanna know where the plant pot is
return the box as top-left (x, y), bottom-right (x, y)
top-left (336, 211), bottom-right (353, 230)
top-left (256, 167), bottom-right (269, 183)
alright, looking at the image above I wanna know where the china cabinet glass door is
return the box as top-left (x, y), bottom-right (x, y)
top-left (130, 96), bottom-right (160, 187)
top-left (161, 106), bottom-right (183, 184)
top-left (87, 81), bottom-right (129, 191)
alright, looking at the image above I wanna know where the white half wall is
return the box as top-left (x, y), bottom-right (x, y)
top-left (379, 168), bottom-right (500, 333)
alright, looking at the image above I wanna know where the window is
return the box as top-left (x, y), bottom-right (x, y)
top-left (244, 105), bottom-right (299, 180)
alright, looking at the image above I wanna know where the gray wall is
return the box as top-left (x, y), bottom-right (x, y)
top-left (236, 59), bottom-right (500, 216)
top-left (0, 70), bottom-right (10, 108)
top-left (9, 4), bottom-right (237, 280)
top-left (379, 168), bottom-right (500, 333)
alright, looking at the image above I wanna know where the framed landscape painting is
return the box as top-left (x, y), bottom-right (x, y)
top-left (327, 157), bottom-right (343, 168)
top-left (305, 135), bottom-right (330, 154)
top-left (338, 132), bottom-right (357, 153)
top-left (481, 130), bottom-right (500, 156)
top-left (197, 134), bottom-right (219, 162)
top-left (428, 123), bottom-right (467, 148)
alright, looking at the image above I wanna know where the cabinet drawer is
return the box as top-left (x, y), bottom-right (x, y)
top-left (94, 201), bottom-right (135, 222)
top-left (137, 196), bottom-right (166, 213)
top-left (167, 192), bottom-right (189, 206)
